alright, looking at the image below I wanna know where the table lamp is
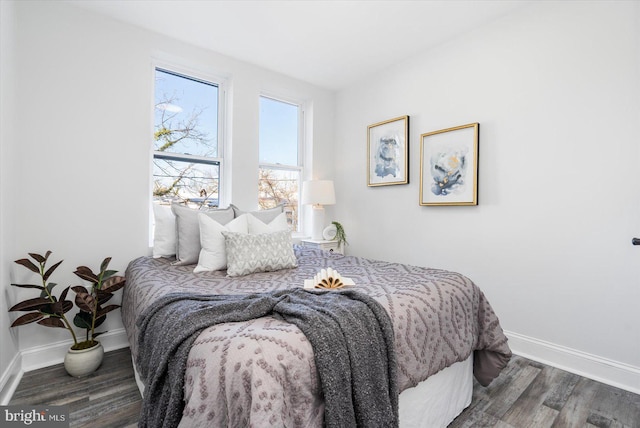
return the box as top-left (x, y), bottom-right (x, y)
top-left (301, 180), bottom-right (336, 240)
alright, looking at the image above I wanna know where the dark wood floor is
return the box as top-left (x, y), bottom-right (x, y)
top-left (9, 348), bottom-right (640, 427)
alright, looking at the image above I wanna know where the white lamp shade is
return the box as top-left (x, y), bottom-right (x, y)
top-left (301, 180), bottom-right (336, 206)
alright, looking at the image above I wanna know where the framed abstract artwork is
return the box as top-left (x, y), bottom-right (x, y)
top-left (419, 123), bottom-right (479, 206)
top-left (367, 115), bottom-right (409, 186)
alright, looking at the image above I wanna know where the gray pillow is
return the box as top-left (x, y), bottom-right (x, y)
top-left (230, 204), bottom-right (283, 224)
top-left (222, 230), bottom-right (297, 277)
top-left (171, 203), bottom-right (234, 265)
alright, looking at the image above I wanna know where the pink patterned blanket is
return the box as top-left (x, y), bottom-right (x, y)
top-left (122, 246), bottom-right (511, 427)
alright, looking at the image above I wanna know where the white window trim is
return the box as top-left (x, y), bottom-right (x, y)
top-left (151, 60), bottom-right (228, 205)
top-left (258, 93), bottom-right (307, 233)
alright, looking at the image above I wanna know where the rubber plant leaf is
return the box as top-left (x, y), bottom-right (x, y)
top-left (51, 300), bottom-right (73, 315)
top-left (74, 266), bottom-right (99, 283)
top-left (71, 285), bottom-right (89, 294)
top-left (73, 311), bottom-right (92, 329)
top-left (100, 257), bottom-right (112, 274)
top-left (96, 304), bottom-right (120, 319)
top-left (10, 283), bottom-right (45, 290)
top-left (14, 258), bottom-right (39, 274)
top-left (28, 253), bottom-right (46, 263)
top-left (100, 270), bottom-right (119, 283)
top-left (93, 314), bottom-right (106, 328)
top-left (37, 317), bottom-right (65, 328)
top-left (75, 293), bottom-right (96, 313)
top-left (59, 286), bottom-right (70, 303)
top-left (96, 290), bottom-right (113, 306)
top-left (11, 312), bottom-right (44, 327)
top-left (102, 276), bottom-right (125, 293)
top-left (43, 260), bottom-right (63, 282)
top-left (9, 297), bottom-right (51, 312)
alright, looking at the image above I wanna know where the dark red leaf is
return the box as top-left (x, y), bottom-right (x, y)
top-left (71, 285), bottom-right (89, 294)
top-left (9, 297), bottom-right (51, 312)
top-left (96, 290), bottom-right (113, 305)
top-left (37, 317), bottom-right (65, 328)
top-left (75, 293), bottom-right (96, 313)
top-left (28, 253), bottom-right (46, 263)
top-left (43, 260), bottom-right (63, 281)
top-left (59, 286), bottom-right (70, 302)
top-left (96, 304), bottom-right (120, 318)
top-left (14, 258), bottom-right (39, 274)
top-left (51, 301), bottom-right (73, 315)
top-left (11, 283), bottom-right (45, 290)
top-left (74, 266), bottom-right (99, 283)
top-left (11, 312), bottom-right (44, 327)
top-left (102, 276), bottom-right (125, 293)
top-left (100, 257), bottom-right (112, 274)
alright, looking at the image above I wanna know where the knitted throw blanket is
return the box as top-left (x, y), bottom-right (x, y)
top-left (136, 288), bottom-right (398, 428)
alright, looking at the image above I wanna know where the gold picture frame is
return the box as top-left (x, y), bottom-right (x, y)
top-left (367, 115), bottom-right (409, 186)
top-left (419, 123), bottom-right (479, 206)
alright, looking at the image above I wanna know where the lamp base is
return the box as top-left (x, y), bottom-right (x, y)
top-left (310, 205), bottom-right (325, 240)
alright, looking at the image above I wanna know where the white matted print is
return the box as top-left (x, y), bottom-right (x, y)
top-left (420, 123), bottom-right (479, 206)
top-left (367, 116), bottom-right (409, 186)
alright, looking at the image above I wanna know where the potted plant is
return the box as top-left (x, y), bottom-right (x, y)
top-left (9, 251), bottom-right (125, 377)
top-left (71, 257), bottom-right (125, 346)
top-left (9, 252), bottom-right (79, 344)
top-left (331, 221), bottom-right (348, 250)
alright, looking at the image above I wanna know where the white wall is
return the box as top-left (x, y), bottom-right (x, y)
top-left (334, 1), bottom-right (640, 391)
top-left (5, 1), bottom-right (334, 367)
top-left (0, 0), bottom-right (21, 404)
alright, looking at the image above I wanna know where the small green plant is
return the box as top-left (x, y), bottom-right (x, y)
top-left (9, 251), bottom-right (80, 346)
top-left (331, 221), bottom-right (348, 248)
top-left (72, 257), bottom-right (126, 349)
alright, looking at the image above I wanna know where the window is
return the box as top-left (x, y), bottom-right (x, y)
top-left (258, 96), bottom-right (303, 231)
top-left (153, 68), bottom-right (222, 207)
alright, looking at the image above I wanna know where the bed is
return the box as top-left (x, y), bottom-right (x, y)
top-left (122, 244), bottom-right (511, 427)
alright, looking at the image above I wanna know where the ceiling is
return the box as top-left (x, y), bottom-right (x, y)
top-left (66, 0), bottom-right (530, 91)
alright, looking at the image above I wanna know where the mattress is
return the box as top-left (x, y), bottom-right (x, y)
top-left (122, 246), bottom-right (510, 427)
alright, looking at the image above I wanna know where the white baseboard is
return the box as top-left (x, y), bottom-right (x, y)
top-left (21, 328), bottom-right (129, 372)
top-left (505, 330), bottom-right (640, 395)
top-left (0, 352), bottom-right (23, 405)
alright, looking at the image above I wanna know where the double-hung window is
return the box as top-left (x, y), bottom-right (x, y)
top-left (153, 67), bottom-right (223, 207)
top-left (258, 96), bottom-right (304, 231)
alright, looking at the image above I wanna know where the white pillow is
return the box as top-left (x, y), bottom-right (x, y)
top-left (152, 204), bottom-right (176, 258)
top-left (194, 214), bottom-right (248, 273)
top-left (172, 203), bottom-right (235, 266)
top-left (247, 212), bottom-right (289, 234)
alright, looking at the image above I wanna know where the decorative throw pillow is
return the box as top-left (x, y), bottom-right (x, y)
top-left (230, 204), bottom-right (283, 224)
top-left (222, 230), bottom-right (297, 277)
top-left (152, 203), bottom-right (176, 258)
top-left (194, 214), bottom-right (248, 273)
top-left (247, 212), bottom-right (289, 234)
top-left (171, 203), bottom-right (234, 265)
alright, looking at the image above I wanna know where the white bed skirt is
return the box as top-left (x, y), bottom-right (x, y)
top-left (398, 355), bottom-right (473, 427)
top-left (132, 354), bottom-right (473, 428)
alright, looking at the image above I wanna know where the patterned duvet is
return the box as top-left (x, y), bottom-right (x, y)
top-left (122, 246), bottom-right (511, 427)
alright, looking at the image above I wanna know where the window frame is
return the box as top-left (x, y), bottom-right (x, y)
top-left (151, 63), bottom-right (227, 207)
top-left (258, 93), bottom-right (306, 231)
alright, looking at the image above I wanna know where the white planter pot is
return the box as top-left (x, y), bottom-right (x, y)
top-left (64, 342), bottom-right (104, 377)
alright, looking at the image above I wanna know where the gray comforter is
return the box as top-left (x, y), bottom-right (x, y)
top-left (136, 289), bottom-right (397, 428)
top-left (122, 246), bottom-right (511, 427)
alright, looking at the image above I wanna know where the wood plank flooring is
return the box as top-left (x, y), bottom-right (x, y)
top-left (9, 348), bottom-right (640, 427)
top-left (9, 347), bottom-right (141, 428)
